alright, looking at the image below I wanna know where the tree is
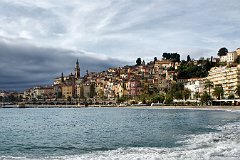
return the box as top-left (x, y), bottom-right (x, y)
top-left (167, 82), bottom-right (184, 100)
top-left (203, 59), bottom-right (212, 71)
top-left (174, 91), bottom-right (183, 100)
top-left (162, 53), bottom-right (180, 62)
top-left (183, 88), bottom-right (191, 100)
top-left (235, 85), bottom-right (240, 98)
top-left (98, 89), bottom-right (105, 100)
top-left (177, 59), bottom-right (210, 79)
top-left (136, 58), bottom-right (142, 66)
top-left (194, 92), bottom-right (200, 100)
top-left (204, 80), bottom-right (214, 95)
top-left (56, 92), bottom-right (62, 99)
top-left (187, 55), bottom-right (191, 62)
top-left (151, 93), bottom-right (165, 103)
top-left (200, 91), bottom-right (212, 105)
top-left (90, 83), bottom-right (95, 98)
top-left (165, 93), bottom-right (173, 104)
top-left (217, 47), bottom-right (228, 57)
top-left (235, 56), bottom-right (240, 64)
top-left (162, 53), bottom-right (169, 59)
top-left (8, 94), bottom-right (17, 102)
top-left (154, 57), bottom-right (157, 62)
top-left (67, 96), bottom-right (72, 102)
top-left (228, 94), bottom-right (235, 99)
top-left (213, 86), bottom-right (224, 100)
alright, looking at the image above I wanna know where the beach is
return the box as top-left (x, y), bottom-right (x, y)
top-left (1, 104), bottom-right (240, 112)
top-left (125, 105), bottom-right (240, 111)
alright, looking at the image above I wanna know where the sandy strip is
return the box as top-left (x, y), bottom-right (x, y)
top-left (121, 105), bottom-right (240, 111)
top-left (2, 104), bottom-right (240, 112)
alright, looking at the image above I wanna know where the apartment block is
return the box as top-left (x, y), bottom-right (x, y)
top-left (207, 65), bottom-right (240, 98)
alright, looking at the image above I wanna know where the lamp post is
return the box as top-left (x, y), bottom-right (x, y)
top-left (195, 86), bottom-right (199, 106)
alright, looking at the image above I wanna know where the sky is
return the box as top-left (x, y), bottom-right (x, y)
top-left (0, 0), bottom-right (240, 91)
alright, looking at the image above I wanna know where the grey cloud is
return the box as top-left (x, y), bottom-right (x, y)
top-left (0, 0), bottom-right (240, 91)
top-left (0, 40), bottom-right (127, 91)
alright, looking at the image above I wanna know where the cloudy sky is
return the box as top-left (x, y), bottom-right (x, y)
top-left (0, 0), bottom-right (240, 91)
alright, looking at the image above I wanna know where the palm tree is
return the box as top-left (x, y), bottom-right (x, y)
top-left (183, 88), bottom-right (191, 100)
top-left (204, 80), bottom-right (214, 95)
top-left (213, 86), bottom-right (224, 100)
top-left (235, 85), bottom-right (240, 98)
top-left (194, 92), bottom-right (200, 100)
top-left (200, 91), bottom-right (212, 105)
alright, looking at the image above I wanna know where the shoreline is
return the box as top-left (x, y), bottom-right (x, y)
top-left (1, 104), bottom-right (240, 111)
top-left (123, 105), bottom-right (240, 112)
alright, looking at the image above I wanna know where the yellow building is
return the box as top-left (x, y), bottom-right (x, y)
top-left (207, 65), bottom-right (240, 98)
top-left (76, 84), bottom-right (84, 98)
top-left (62, 85), bottom-right (75, 99)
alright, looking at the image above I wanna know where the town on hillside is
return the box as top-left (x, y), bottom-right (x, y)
top-left (1, 47), bottom-right (240, 106)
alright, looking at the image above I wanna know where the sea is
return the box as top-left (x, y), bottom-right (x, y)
top-left (0, 107), bottom-right (239, 160)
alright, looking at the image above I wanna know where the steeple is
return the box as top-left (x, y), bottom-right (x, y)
top-left (61, 72), bottom-right (64, 82)
top-left (75, 59), bottom-right (80, 79)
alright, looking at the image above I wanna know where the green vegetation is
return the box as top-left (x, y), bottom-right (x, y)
top-left (217, 47), bottom-right (228, 57)
top-left (165, 93), bottom-right (173, 104)
top-left (213, 85), bottom-right (224, 100)
top-left (235, 85), bottom-right (240, 98)
top-left (177, 59), bottom-right (213, 79)
top-left (136, 58), bottom-right (142, 66)
top-left (154, 57), bottom-right (157, 63)
top-left (187, 55), bottom-right (191, 62)
top-left (200, 91), bottom-right (212, 105)
top-left (204, 80), bottom-right (214, 95)
top-left (166, 82), bottom-right (191, 101)
top-left (162, 53), bottom-right (180, 62)
top-left (228, 94), bottom-right (235, 99)
top-left (235, 56), bottom-right (240, 64)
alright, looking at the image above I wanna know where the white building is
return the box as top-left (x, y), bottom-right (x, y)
top-left (220, 48), bottom-right (240, 63)
top-left (184, 78), bottom-right (205, 99)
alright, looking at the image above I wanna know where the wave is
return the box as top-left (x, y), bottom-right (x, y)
top-left (1, 122), bottom-right (240, 160)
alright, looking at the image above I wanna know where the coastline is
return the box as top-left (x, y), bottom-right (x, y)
top-left (1, 104), bottom-right (240, 111)
top-left (124, 105), bottom-right (240, 111)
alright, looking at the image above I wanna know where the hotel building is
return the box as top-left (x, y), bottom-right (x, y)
top-left (207, 65), bottom-right (240, 98)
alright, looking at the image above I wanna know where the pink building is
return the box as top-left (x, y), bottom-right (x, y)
top-left (127, 80), bottom-right (141, 97)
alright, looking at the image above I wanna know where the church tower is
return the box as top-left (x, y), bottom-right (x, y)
top-left (75, 59), bottom-right (80, 79)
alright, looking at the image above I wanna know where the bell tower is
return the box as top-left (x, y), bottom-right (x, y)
top-left (75, 59), bottom-right (80, 79)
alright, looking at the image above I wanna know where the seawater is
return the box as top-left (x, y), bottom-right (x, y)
top-left (0, 108), bottom-right (239, 160)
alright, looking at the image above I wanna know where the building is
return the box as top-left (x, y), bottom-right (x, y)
top-left (76, 83), bottom-right (95, 99)
top-left (207, 65), bottom-right (240, 98)
top-left (53, 59), bottom-right (81, 99)
top-left (62, 85), bottom-right (75, 99)
top-left (54, 60), bottom-right (81, 85)
top-left (42, 86), bottom-right (54, 99)
top-left (220, 48), bottom-right (240, 63)
top-left (31, 86), bottom-right (54, 99)
top-left (76, 84), bottom-right (83, 98)
top-left (126, 79), bottom-right (141, 97)
top-left (154, 78), bottom-right (172, 92)
top-left (75, 59), bottom-right (80, 79)
top-left (0, 91), bottom-right (7, 97)
top-left (184, 78), bottom-right (205, 99)
top-left (53, 84), bottom-right (62, 99)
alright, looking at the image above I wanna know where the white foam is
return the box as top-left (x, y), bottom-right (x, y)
top-left (2, 122), bottom-right (240, 160)
top-left (52, 122), bottom-right (240, 160)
